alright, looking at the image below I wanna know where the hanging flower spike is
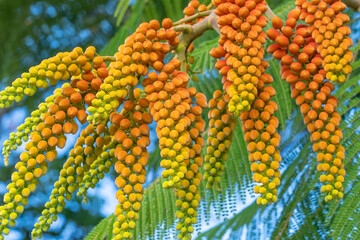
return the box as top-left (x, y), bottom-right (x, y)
top-left (211, 0), bottom-right (269, 116)
top-left (32, 124), bottom-right (101, 239)
top-left (267, 9), bottom-right (345, 202)
top-left (296, 0), bottom-right (353, 83)
top-left (203, 90), bottom-right (237, 189)
top-left (0, 46), bottom-right (102, 109)
top-left (3, 91), bottom-right (60, 167)
top-left (0, 80), bottom-right (88, 237)
top-left (112, 90), bottom-right (152, 240)
top-left (76, 124), bottom-right (113, 201)
top-left (240, 73), bottom-right (282, 205)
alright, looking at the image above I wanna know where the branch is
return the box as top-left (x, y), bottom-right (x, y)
top-left (173, 11), bottom-right (219, 43)
top-left (173, 10), bottom-right (214, 26)
top-left (102, 56), bottom-right (116, 62)
top-left (173, 11), bottom-right (220, 72)
top-left (174, 12), bottom-right (220, 71)
top-left (343, 0), bottom-right (360, 12)
top-left (127, 85), bottom-right (134, 101)
top-left (172, 4), bottom-right (279, 71)
top-left (173, 24), bottom-right (192, 33)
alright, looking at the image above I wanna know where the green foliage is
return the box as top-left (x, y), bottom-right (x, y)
top-left (101, 0), bottom-right (147, 55)
top-left (114, 0), bottom-right (130, 26)
top-left (189, 38), bottom-right (219, 74)
top-left (85, 215), bottom-right (116, 240)
top-left (268, 59), bottom-right (294, 129)
top-left (0, 0), bottom-right (116, 84)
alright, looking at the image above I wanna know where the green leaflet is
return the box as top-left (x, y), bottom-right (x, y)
top-left (189, 38), bottom-right (219, 74)
top-left (268, 59), bottom-right (293, 129)
top-left (114, 0), bottom-right (130, 26)
top-left (84, 214), bottom-right (116, 240)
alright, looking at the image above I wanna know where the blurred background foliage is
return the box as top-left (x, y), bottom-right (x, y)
top-left (0, 0), bottom-right (118, 239)
top-left (1, 0), bottom-right (360, 239)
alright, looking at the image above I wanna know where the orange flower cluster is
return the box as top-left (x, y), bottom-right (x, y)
top-left (87, 20), bottom-right (178, 125)
top-left (240, 73), bottom-right (282, 205)
top-left (210, 0), bottom-right (282, 205)
top-left (0, 83), bottom-right (88, 236)
top-left (32, 123), bottom-right (106, 238)
top-left (296, 0), bottom-right (353, 83)
top-left (204, 90), bottom-right (237, 189)
top-left (145, 67), bottom-right (207, 239)
top-left (0, 47), bottom-right (106, 108)
top-left (211, 0), bottom-right (269, 116)
top-left (2, 47), bottom-right (108, 164)
top-left (0, 50), bottom-right (110, 237)
top-left (1, 0), bottom-right (353, 238)
top-left (267, 9), bottom-right (345, 202)
top-left (110, 92), bottom-right (152, 239)
top-left (103, 18), bottom-right (208, 239)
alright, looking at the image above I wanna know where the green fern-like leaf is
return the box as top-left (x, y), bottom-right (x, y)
top-left (268, 59), bottom-right (293, 129)
top-left (84, 215), bottom-right (116, 240)
top-left (189, 38), bottom-right (219, 74)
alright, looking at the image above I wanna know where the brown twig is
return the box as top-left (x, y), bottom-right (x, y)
top-left (343, 0), bottom-right (360, 12)
top-left (174, 12), bottom-right (220, 72)
top-left (173, 24), bottom-right (192, 33)
top-left (127, 85), bottom-right (134, 101)
top-left (101, 56), bottom-right (116, 62)
top-left (172, 10), bottom-right (214, 26)
top-left (172, 4), bottom-right (279, 72)
top-left (176, 12), bottom-right (219, 48)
